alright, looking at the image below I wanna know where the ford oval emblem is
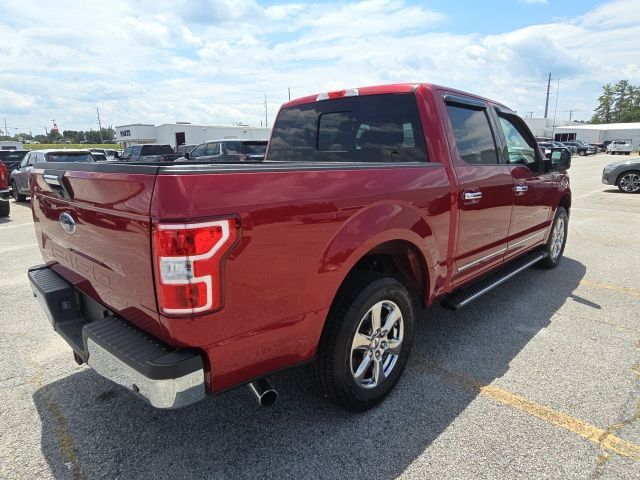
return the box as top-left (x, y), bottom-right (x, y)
top-left (59, 213), bottom-right (76, 235)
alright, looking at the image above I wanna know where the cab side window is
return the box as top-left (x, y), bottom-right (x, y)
top-left (446, 104), bottom-right (499, 165)
top-left (205, 142), bottom-right (220, 156)
top-left (190, 144), bottom-right (207, 158)
top-left (20, 154), bottom-right (30, 168)
top-left (498, 115), bottom-right (538, 168)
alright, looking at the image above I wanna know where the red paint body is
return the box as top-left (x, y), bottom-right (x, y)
top-left (30, 84), bottom-right (570, 392)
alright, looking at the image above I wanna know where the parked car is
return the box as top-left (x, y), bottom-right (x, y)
top-left (562, 141), bottom-right (595, 156)
top-left (0, 150), bottom-right (28, 175)
top-left (119, 144), bottom-right (181, 162)
top-left (175, 144), bottom-right (196, 156)
top-left (589, 143), bottom-right (606, 153)
top-left (606, 140), bottom-right (633, 155)
top-left (10, 149), bottom-right (95, 201)
top-left (0, 160), bottom-right (10, 217)
top-left (91, 152), bottom-right (107, 161)
top-left (539, 142), bottom-right (573, 159)
top-left (179, 140), bottom-right (269, 163)
top-left (602, 158), bottom-right (640, 192)
top-left (559, 142), bottom-right (577, 155)
top-left (89, 148), bottom-right (118, 161)
top-left (28, 83), bottom-right (571, 412)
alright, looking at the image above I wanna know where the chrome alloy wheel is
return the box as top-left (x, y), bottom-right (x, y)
top-left (350, 300), bottom-right (404, 389)
top-left (619, 173), bottom-right (640, 193)
top-left (550, 217), bottom-right (565, 261)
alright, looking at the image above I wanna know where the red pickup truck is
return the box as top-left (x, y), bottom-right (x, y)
top-left (28, 83), bottom-right (571, 411)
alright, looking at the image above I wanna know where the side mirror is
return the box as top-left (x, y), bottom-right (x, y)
top-left (547, 148), bottom-right (571, 171)
top-left (183, 152), bottom-right (190, 160)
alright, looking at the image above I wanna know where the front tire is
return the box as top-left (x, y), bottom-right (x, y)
top-left (540, 207), bottom-right (568, 268)
top-left (617, 171), bottom-right (640, 193)
top-left (311, 273), bottom-right (416, 411)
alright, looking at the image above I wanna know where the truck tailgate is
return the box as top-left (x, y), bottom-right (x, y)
top-left (30, 165), bottom-right (166, 340)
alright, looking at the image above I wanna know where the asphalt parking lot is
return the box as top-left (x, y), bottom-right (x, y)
top-left (0, 154), bottom-right (638, 479)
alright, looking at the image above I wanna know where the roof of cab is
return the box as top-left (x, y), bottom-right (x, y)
top-left (27, 149), bottom-right (92, 154)
top-left (281, 82), bottom-right (513, 113)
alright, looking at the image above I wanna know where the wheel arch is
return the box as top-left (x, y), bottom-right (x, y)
top-left (318, 201), bottom-right (441, 310)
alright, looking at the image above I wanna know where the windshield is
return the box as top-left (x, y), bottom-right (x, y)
top-left (46, 152), bottom-right (95, 163)
top-left (242, 142), bottom-right (267, 154)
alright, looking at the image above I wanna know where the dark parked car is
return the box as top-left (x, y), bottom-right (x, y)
top-left (539, 142), bottom-right (572, 159)
top-left (180, 140), bottom-right (268, 162)
top-left (0, 160), bottom-right (9, 217)
top-left (0, 150), bottom-right (28, 176)
top-left (602, 158), bottom-right (640, 193)
top-left (10, 149), bottom-right (95, 201)
top-left (119, 144), bottom-right (181, 162)
top-left (563, 141), bottom-right (595, 156)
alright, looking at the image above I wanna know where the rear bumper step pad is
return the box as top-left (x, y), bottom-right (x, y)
top-left (28, 265), bottom-right (205, 409)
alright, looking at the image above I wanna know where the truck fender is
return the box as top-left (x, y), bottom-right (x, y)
top-left (318, 201), bottom-right (440, 303)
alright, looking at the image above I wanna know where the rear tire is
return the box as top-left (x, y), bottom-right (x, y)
top-left (0, 200), bottom-right (9, 217)
top-left (310, 273), bottom-right (416, 411)
top-left (540, 207), bottom-right (568, 268)
top-left (11, 181), bottom-right (27, 202)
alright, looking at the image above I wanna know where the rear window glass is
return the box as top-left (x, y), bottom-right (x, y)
top-left (46, 153), bottom-right (95, 163)
top-left (224, 142), bottom-right (243, 154)
top-left (141, 145), bottom-right (173, 155)
top-left (268, 93), bottom-right (428, 162)
top-left (241, 142), bottom-right (267, 154)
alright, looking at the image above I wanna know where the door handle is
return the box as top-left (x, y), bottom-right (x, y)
top-left (514, 185), bottom-right (528, 195)
top-left (463, 191), bottom-right (483, 201)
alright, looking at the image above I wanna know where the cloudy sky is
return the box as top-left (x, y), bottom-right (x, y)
top-left (0, 0), bottom-right (638, 135)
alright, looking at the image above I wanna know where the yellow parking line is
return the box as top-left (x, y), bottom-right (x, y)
top-left (421, 362), bottom-right (640, 461)
top-left (580, 279), bottom-right (640, 297)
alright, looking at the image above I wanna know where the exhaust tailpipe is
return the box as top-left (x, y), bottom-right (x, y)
top-left (248, 378), bottom-right (278, 407)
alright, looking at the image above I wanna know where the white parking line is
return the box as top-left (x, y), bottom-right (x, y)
top-left (0, 223), bottom-right (34, 230)
top-left (0, 243), bottom-right (38, 254)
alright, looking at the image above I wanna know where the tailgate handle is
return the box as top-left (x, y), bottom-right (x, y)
top-left (43, 170), bottom-right (73, 199)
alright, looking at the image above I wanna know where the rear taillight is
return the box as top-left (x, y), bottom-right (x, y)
top-left (152, 218), bottom-right (238, 316)
top-left (0, 163), bottom-right (7, 190)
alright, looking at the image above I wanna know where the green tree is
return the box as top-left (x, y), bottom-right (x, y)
top-left (592, 80), bottom-right (640, 123)
top-left (592, 83), bottom-right (615, 123)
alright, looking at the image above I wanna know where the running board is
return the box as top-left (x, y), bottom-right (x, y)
top-left (441, 251), bottom-right (547, 311)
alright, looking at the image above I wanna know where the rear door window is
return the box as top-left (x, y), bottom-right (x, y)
top-left (268, 93), bottom-right (428, 163)
top-left (446, 104), bottom-right (499, 165)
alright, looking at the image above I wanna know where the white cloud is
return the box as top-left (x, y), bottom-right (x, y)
top-left (0, 0), bottom-right (638, 132)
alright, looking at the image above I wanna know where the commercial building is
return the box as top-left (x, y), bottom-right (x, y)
top-left (522, 117), bottom-right (579, 139)
top-left (115, 123), bottom-right (271, 149)
top-left (0, 141), bottom-right (24, 151)
top-left (553, 122), bottom-right (640, 146)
